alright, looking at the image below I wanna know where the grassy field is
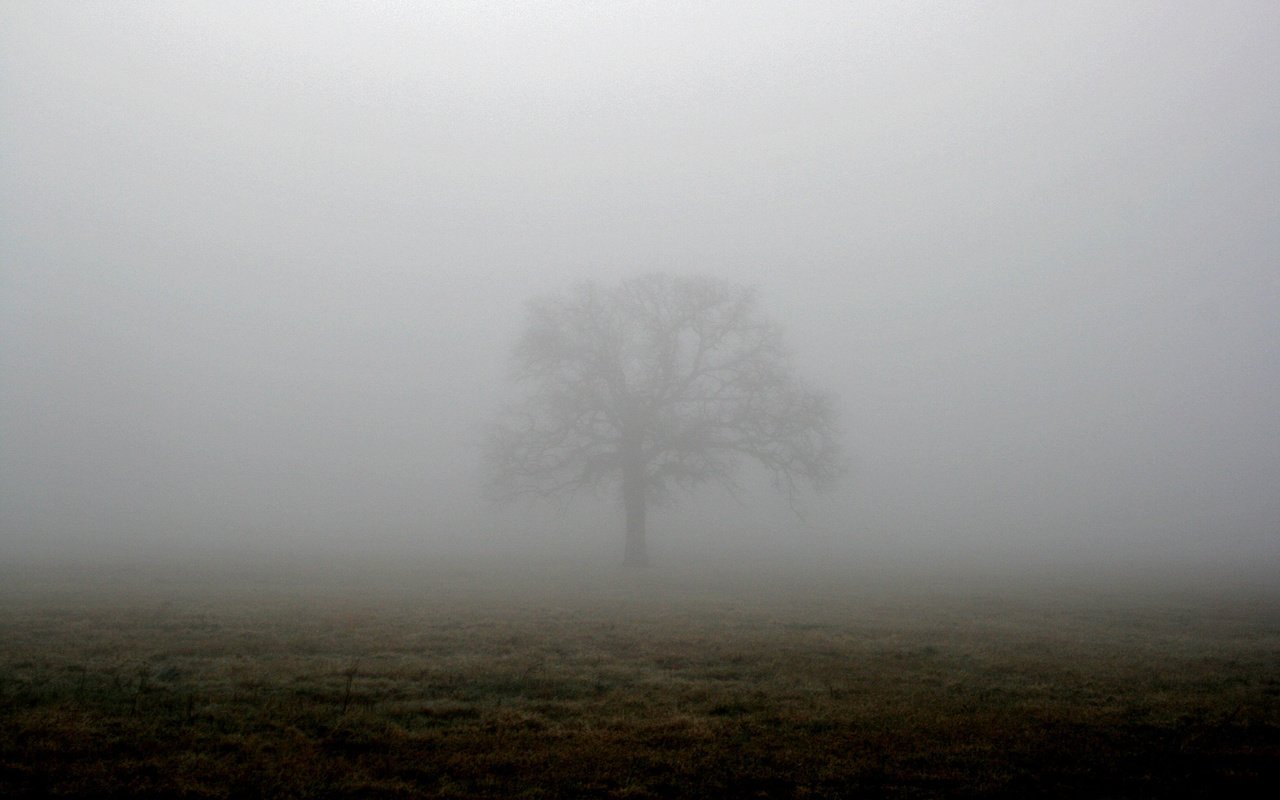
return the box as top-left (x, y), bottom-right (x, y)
top-left (1, 556), bottom-right (1277, 798)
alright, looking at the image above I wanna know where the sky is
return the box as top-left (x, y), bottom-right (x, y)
top-left (2, 2), bottom-right (1277, 568)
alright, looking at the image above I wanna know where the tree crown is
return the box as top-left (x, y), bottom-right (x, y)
top-left (485, 274), bottom-right (843, 504)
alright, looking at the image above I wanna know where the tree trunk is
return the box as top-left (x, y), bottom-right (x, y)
top-left (621, 456), bottom-right (648, 567)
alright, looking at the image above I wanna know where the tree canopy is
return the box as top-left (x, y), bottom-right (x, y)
top-left (485, 274), bottom-right (843, 564)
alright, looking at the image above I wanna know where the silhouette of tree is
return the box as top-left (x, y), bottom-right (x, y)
top-left (485, 274), bottom-right (843, 565)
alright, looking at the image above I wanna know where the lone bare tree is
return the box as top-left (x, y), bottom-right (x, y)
top-left (484, 274), bottom-right (843, 565)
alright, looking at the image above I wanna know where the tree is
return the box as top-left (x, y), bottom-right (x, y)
top-left (484, 274), bottom-right (843, 565)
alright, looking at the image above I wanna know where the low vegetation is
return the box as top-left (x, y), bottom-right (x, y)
top-left (1, 557), bottom-right (1277, 797)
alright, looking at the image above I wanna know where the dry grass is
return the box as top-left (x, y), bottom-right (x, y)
top-left (1, 557), bottom-right (1277, 797)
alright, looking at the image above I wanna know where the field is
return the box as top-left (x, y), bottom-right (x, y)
top-left (1, 556), bottom-right (1277, 798)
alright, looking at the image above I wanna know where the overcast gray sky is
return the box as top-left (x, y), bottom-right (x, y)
top-left (3, 2), bottom-right (1277, 566)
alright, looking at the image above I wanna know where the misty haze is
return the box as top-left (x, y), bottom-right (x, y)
top-left (2, 3), bottom-right (1277, 796)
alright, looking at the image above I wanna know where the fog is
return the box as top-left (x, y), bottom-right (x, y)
top-left (3, 3), bottom-right (1277, 574)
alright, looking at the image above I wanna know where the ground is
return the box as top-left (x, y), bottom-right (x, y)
top-left (1, 555), bottom-right (1277, 797)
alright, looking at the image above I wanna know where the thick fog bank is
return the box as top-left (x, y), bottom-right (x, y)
top-left (4, 4), bottom-right (1277, 572)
